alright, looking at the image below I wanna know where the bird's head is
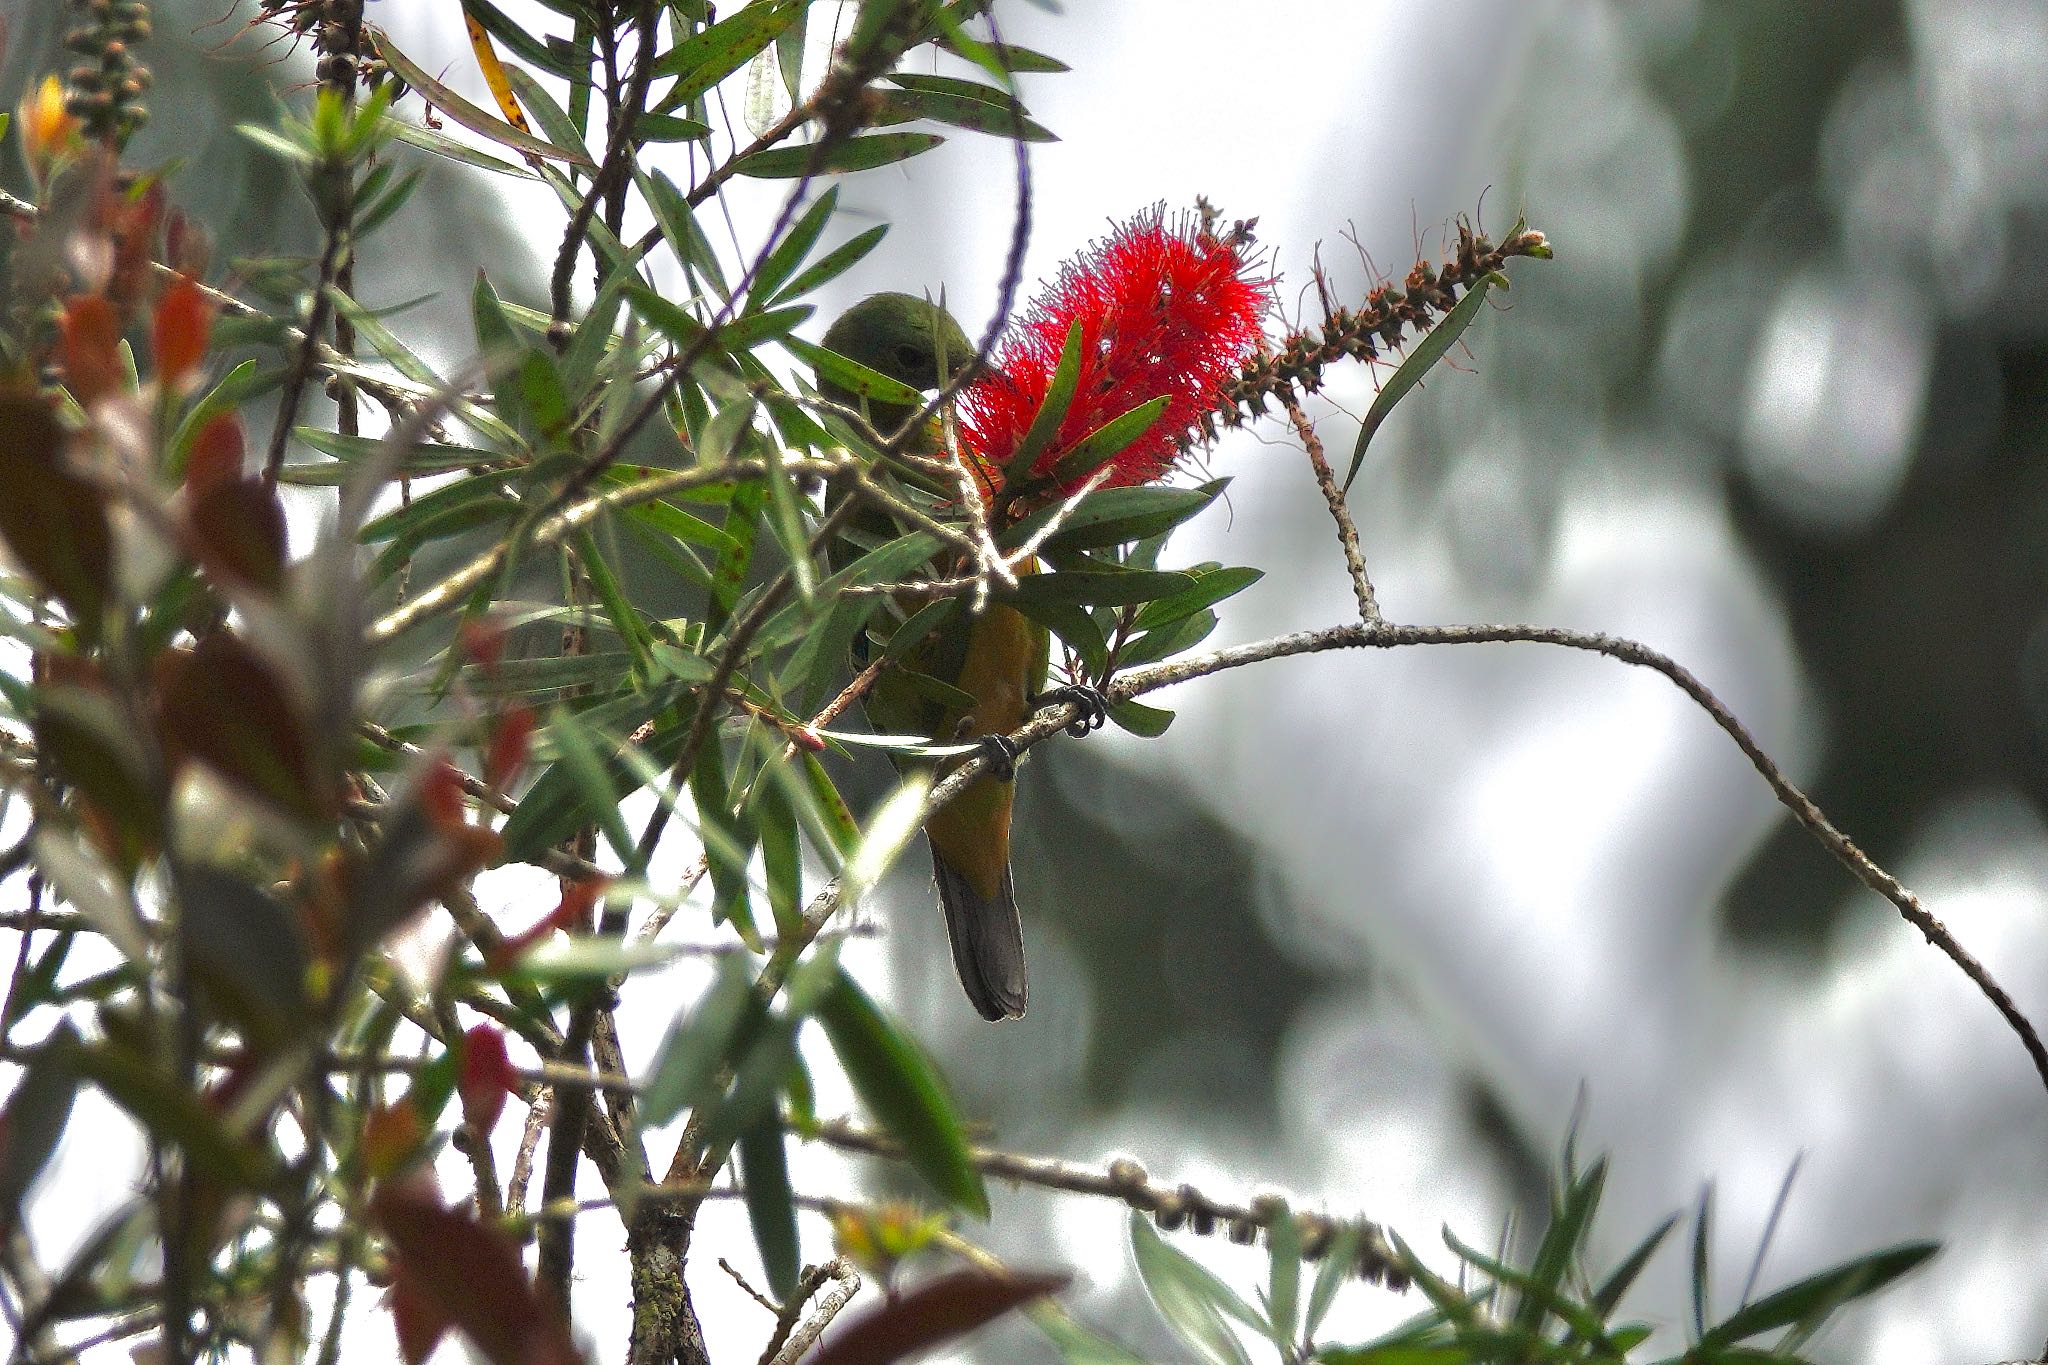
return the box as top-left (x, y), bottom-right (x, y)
top-left (818, 292), bottom-right (975, 436)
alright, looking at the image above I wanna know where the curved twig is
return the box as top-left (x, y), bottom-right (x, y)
top-left (919, 618), bottom-right (2048, 1099)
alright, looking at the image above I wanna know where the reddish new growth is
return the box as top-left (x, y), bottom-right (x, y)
top-left (961, 208), bottom-right (1268, 501)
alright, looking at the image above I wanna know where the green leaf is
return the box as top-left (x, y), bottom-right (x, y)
top-left (1512, 1158), bottom-right (1606, 1333)
top-left (738, 1115), bottom-right (800, 1300)
top-left (1010, 567), bottom-right (1194, 609)
top-left (1009, 596), bottom-right (1108, 680)
top-left (637, 112), bottom-right (711, 142)
top-left (1114, 608), bottom-right (1218, 669)
top-left (1699, 1242), bottom-right (1938, 1347)
top-left (501, 936), bottom-right (682, 986)
top-left (1442, 1227), bottom-right (1613, 1344)
top-left (734, 132), bottom-right (946, 179)
top-left (383, 115), bottom-right (538, 179)
top-left (841, 771), bottom-right (933, 909)
top-left (1131, 566), bottom-right (1262, 633)
top-left (770, 224), bottom-right (888, 307)
top-left (1001, 480), bottom-right (1227, 554)
top-left (640, 955), bottom-right (757, 1127)
top-left (540, 705), bottom-right (642, 866)
top-left (369, 26), bottom-right (594, 166)
top-left (878, 77), bottom-right (1056, 142)
top-left (1105, 699), bottom-right (1174, 738)
top-left (1691, 1182), bottom-right (1714, 1339)
top-left (784, 335), bottom-right (928, 412)
top-left (0, 1025), bottom-right (80, 1228)
top-left (72, 1040), bottom-right (276, 1187)
top-left (935, 32), bottom-right (1068, 73)
top-left (629, 287), bottom-right (811, 358)
top-left (652, 0), bottom-right (799, 107)
top-left (816, 971), bottom-right (987, 1217)
top-left (1593, 1212), bottom-right (1679, 1316)
top-left (1304, 1224), bottom-right (1365, 1341)
top-left (175, 864), bottom-right (310, 1046)
top-left (1265, 1201), bottom-right (1302, 1353)
top-left (1002, 320), bottom-right (1084, 484)
top-left (694, 727), bottom-right (757, 932)
top-left (750, 186), bottom-right (840, 306)
top-left (1028, 1306), bottom-right (1155, 1365)
top-left (801, 753), bottom-right (862, 862)
top-left (641, 168), bottom-right (729, 301)
top-left (1129, 1215), bottom-right (1257, 1365)
top-left (752, 765), bottom-right (803, 936)
top-left (1343, 272), bottom-right (1502, 494)
top-left (1046, 395), bottom-right (1170, 487)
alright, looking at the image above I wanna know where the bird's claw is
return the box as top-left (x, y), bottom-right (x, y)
top-left (974, 733), bottom-right (1020, 782)
top-left (1037, 683), bottom-right (1110, 738)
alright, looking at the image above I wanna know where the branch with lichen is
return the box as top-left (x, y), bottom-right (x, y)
top-left (811, 1119), bottom-right (1407, 1288)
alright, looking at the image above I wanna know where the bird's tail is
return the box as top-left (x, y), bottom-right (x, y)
top-left (931, 846), bottom-right (1028, 1020)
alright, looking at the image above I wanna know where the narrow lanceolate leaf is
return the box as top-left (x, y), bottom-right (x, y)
top-left (811, 1269), bottom-right (1068, 1365)
top-left (0, 1024), bottom-right (79, 1232)
top-left (1698, 1242), bottom-right (1938, 1347)
top-left (733, 132), bottom-right (945, 179)
top-left (840, 772), bottom-right (932, 909)
top-left (1002, 479), bottom-right (1229, 554)
top-left (1129, 1214), bottom-right (1258, 1365)
top-left (1303, 1223), bottom-right (1365, 1340)
top-left (770, 224), bottom-right (888, 306)
top-left (640, 954), bottom-right (757, 1127)
top-left (1002, 320), bottom-right (1084, 484)
top-left (652, 0), bottom-right (800, 109)
top-left (463, 10), bottom-right (532, 136)
top-left (1045, 395), bottom-right (1170, 487)
top-left (1265, 1200), bottom-right (1302, 1353)
top-left (877, 78), bottom-right (1057, 142)
top-left (738, 1115), bottom-right (801, 1300)
top-left (749, 186), bottom-right (840, 306)
top-left (783, 337), bottom-right (927, 412)
top-left (368, 27), bottom-right (594, 167)
top-left (816, 970), bottom-right (987, 1217)
top-left (1343, 271), bottom-right (1505, 494)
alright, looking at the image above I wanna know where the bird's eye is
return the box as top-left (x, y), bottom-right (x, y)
top-left (894, 343), bottom-right (929, 373)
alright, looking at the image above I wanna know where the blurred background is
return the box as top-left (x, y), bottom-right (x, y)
top-left (7, 0), bottom-right (2048, 1360)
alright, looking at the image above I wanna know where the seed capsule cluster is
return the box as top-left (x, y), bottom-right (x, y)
top-left (63, 0), bottom-right (153, 144)
top-left (1192, 220), bottom-right (1553, 448)
top-left (256, 0), bottom-right (381, 94)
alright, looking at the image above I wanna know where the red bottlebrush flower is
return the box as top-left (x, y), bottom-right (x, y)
top-left (183, 411), bottom-right (246, 492)
top-left (484, 702), bottom-right (535, 790)
top-left (59, 294), bottom-right (123, 407)
top-left (153, 275), bottom-right (213, 388)
top-left (458, 1023), bottom-right (517, 1134)
top-left (960, 207), bottom-right (1267, 499)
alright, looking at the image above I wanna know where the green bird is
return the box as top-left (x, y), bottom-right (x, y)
top-left (817, 293), bottom-right (1102, 1020)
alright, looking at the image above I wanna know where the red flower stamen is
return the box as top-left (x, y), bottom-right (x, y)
top-left (961, 207), bottom-right (1268, 500)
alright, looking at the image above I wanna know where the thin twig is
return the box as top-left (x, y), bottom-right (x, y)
top-left (1278, 381), bottom-right (1380, 623)
top-left (812, 1120), bottom-right (1404, 1286)
top-left (916, 617), bottom-right (2048, 1098)
top-left (764, 1260), bottom-right (860, 1365)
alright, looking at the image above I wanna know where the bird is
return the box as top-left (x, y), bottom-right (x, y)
top-left (815, 293), bottom-right (1102, 1020)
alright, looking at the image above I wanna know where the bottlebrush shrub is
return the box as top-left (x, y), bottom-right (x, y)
top-left (960, 206), bottom-right (1269, 502)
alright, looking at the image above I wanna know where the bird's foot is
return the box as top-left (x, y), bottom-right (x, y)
top-left (1036, 683), bottom-right (1110, 738)
top-left (973, 733), bottom-right (1020, 781)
